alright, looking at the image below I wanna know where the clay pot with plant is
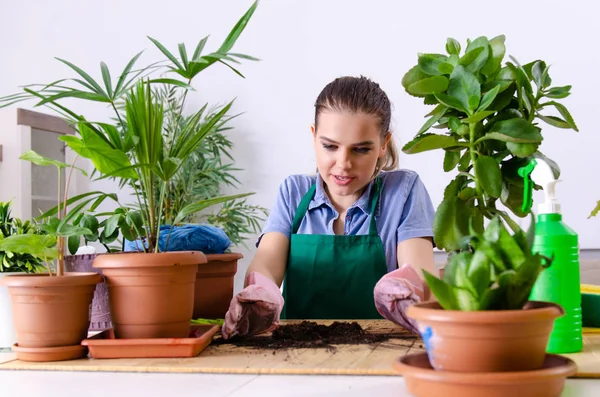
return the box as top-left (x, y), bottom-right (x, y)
top-left (396, 34), bottom-right (579, 377)
top-left (0, 2), bottom-right (260, 339)
top-left (0, 152), bottom-right (121, 361)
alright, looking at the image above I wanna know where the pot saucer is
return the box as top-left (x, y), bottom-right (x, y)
top-left (11, 343), bottom-right (87, 362)
top-left (393, 352), bottom-right (577, 397)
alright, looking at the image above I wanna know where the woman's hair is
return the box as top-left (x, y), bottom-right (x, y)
top-left (314, 75), bottom-right (398, 172)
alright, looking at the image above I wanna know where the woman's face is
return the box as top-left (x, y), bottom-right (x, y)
top-left (312, 111), bottom-right (389, 204)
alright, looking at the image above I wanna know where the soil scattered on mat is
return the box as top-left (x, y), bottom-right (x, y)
top-left (213, 321), bottom-right (419, 349)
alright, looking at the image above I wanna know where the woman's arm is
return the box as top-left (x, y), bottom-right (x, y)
top-left (245, 232), bottom-right (290, 288)
top-left (396, 237), bottom-right (435, 300)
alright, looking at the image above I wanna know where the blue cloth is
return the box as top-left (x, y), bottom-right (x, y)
top-left (124, 224), bottom-right (231, 254)
top-left (257, 169), bottom-right (435, 273)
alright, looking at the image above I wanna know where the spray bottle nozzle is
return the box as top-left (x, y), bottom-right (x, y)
top-left (518, 159), bottom-right (537, 213)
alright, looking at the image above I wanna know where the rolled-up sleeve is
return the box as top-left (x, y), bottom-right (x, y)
top-left (256, 178), bottom-right (295, 247)
top-left (396, 174), bottom-right (435, 244)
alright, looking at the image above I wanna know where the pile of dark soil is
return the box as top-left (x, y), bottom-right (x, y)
top-left (213, 321), bottom-right (419, 349)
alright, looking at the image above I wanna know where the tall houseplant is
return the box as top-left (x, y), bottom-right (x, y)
top-left (397, 35), bottom-right (577, 375)
top-left (0, 1), bottom-right (260, 339)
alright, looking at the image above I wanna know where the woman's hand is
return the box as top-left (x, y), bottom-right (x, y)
top-left (221, 272), bottom-right (284, 339)
top-left (373, 263), bottom-right (425, 334)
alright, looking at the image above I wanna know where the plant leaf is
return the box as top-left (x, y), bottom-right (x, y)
top-left (402, 133), bottom-right (463, 154)
top-left (475, 155), bottom-right (502, 198)
top-left (447, 65), bottom-right (481, 114)
top-left (462, 37), bottom-right (490, 73)
top-left (174, 193), bottom-right (253, 225)
top-left (482, 118), bottom-right (543, 143)
top-left (217, 0), bottom-right (258, 54)
top-left (433, 92), bottom-right (466, 112)
top-left (418, 54), bottom-right (448, 76)
top-left (100, 62), bottom-right (113, 98)
top-left (445, 38), bottom-right (461, 55)
top-left (418, 104), bottom-right (448, 135)
top-left (423, 270), bottom-right (460, 310)
top-left (407, 76), bottom-right (449, 96)
top-left (544, 85), bottom-right (571, 99)
top-left (55, 58), bottom-right (107, 97)
top-left (541, 101), bottom-right (578, 131)
top-left (443, 150), bottom-right (461, 172)
top-left (477, 84), bottom-right (501, 113)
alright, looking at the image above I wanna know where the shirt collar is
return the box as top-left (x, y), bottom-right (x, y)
top-left (309, 173), bottom-right (379, 216)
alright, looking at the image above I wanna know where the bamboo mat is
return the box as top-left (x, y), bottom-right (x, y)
top-left (1, 321), bottom-right (599, 377)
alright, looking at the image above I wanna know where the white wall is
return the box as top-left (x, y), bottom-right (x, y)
top-left (1, 0), bottom-right (599, 291)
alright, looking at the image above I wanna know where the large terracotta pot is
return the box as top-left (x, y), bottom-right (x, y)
top-left (93, 251), bottom-right (205, 339)
top-left (193, 253), bottom-right (241, 320)
top-left (65, 254), bottom-right (112, 331)
top-left (0, 273), bottom-right (101, 348)
top-left (407, 300), bottom-right (565, 373)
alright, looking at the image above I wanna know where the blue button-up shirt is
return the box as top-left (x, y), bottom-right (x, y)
top-left (257, 169), bottom-right (435, 273)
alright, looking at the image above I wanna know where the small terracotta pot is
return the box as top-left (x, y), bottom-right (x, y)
top-left (193, 253), bottom-right (241, 320)
top-left (65, 254), bottom-right (112, 331)
top-left (407, 301), bottom-right (565, 373)
top-left (0, 272), bottom-right (101, 348)
top-left (93, 251), bottom-right (205, 339)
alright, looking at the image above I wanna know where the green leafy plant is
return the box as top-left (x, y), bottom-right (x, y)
top-left (0, 201), bottom-right (46, 273)
top-left (401, 35), bottom-right (578, 252)
top-left (423, 214), bottom-right (551, 310)
top-left (0, 151), bottom-right (118, 275)
top-left (0, 1), bottom-right (260, 254)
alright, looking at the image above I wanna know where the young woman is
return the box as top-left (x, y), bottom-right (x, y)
top-left (222, 76), bottom-right (436, 339)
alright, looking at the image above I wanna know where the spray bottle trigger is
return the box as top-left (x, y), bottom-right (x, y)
top-left (518, 159), bottom-right (537, 213)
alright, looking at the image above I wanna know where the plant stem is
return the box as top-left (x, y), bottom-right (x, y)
top-left (111, 102), bottom-right (127, 133)
top-left (154, 181), bottom-right (168, 253)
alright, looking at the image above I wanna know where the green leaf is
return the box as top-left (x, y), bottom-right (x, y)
top-left (0, 234), bottom-right (57, 260)
top-left (589, 201), bottom-right (600, 219)
top-left (433, 196), bottom-right (466, 251)
top-left (147, 78), bottom-right (194, 90)
top-left (178, 43), bottom-right (189, 69)
top-left (459, 47), bottom-right (484, 69)
top-left (55, 58), bottom-right (107, 96)
top-left (468, 95), bottom-right (480, 110)
top-left (443, 150), bottom-right (461, 172)
top-left (475, 155), bottom-right (502, 198)
top-left (536, 114), bottom-right (571, 129)
top-left (462, 37), bottom-right (490, 73)
top-left (68, 235), bottom-right (80, 255)
top-left (458, 150), bottom-right (471, 171)
top-left (218, 0), bottom-right (258, 54)
top-left (55, 224), bottom-right (92, 238)
top-left (423, 270), bottom-right (460, 310)
top-left (418, 54), bottom-right (448, 76)
top-left (100, 62), bottom-right (113, 98)
top-left (544, 85), bottom-right (571, 99)
top-left (541, 101), bottom-right (578, 131)
top-left (481, 35), bottom-right (506, 77)
top-left (174, 193), bottom-right (254, 225)
top-left (114, 51), bottom-right (144, 97)
top-left (401, 133), bottom-right (462, 154)
top-left (402, 65), bottom-right (430, 97)
top-left (445, 38), bottom-right (461, 55)
top-left (531, 60), bottom-right (549, 89)
top-left (147, 36), bottom-right (184, 70)
top-left (506, 142), bottom-right (539, 158)
top-left (438, 62), bottom-right (454, 74)
top-left (192, 35), bottom-right (210, 61)
top-left (447, 65), bottom-right (481, 114)
top-left (477, 84), bottom-right (501, 112)
top-left (463, 110), bottom-right (495, 124)
top-left (433, 92), bottom-right (466, 112)
top-left (104, 214), bottom-right (122, 237)
top-left (500, 182), bottom-right (528, 218)
top-left (418, 104), bottom-right (448, 135)
top-left (20, 150), bottom-right (70, 169)
top-left (483, 118), bottom-right (543, 143)
top-left (407, 76), bottom-right (449, 96)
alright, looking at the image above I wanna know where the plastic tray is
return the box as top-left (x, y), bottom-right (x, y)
top-left (81, 324), bottom-right (219, 359)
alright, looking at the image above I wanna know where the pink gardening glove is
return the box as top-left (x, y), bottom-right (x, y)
top-left (221, 272), bottom-right (284, 340)
top-left (373, 264), bottom-right (425, 334)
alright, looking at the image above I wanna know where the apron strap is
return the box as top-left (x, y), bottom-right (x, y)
top-left (291, 183), bottom-right (316, 234)
top-left (291, 176), bottom-right (382, 236)
top-left (368, 176), bottom-right (381, 236)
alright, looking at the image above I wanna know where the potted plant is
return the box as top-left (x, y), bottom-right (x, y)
top-left (0, 201), bottom-right (46, 348)
top-left (398, 34), bottom-right (578, 373)
top-left (0, 1), bottom-right (260, 340)
top-left (0, 151), bottom-right (119, 361)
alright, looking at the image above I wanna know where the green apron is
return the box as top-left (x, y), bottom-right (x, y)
top-left (281, 177), bottom-right (388, 319)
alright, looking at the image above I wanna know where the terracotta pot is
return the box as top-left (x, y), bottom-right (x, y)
top-left (0, 272), bottom-right (101, 348)
top-left (407, 301), bottom-right (565, 373)
top-left (93, 251), bottom-right (205, 339)
top-left (193, 253), bottom-right (241, 320)
top-left (64, 254), bottom-right (112, 331)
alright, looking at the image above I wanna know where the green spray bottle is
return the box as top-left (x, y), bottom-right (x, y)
top-left (520, 158), bottom-right (582, 354)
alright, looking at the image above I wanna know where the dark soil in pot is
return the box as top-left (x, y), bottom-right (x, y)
top-left (214, 321), bottom-right (421, 349)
